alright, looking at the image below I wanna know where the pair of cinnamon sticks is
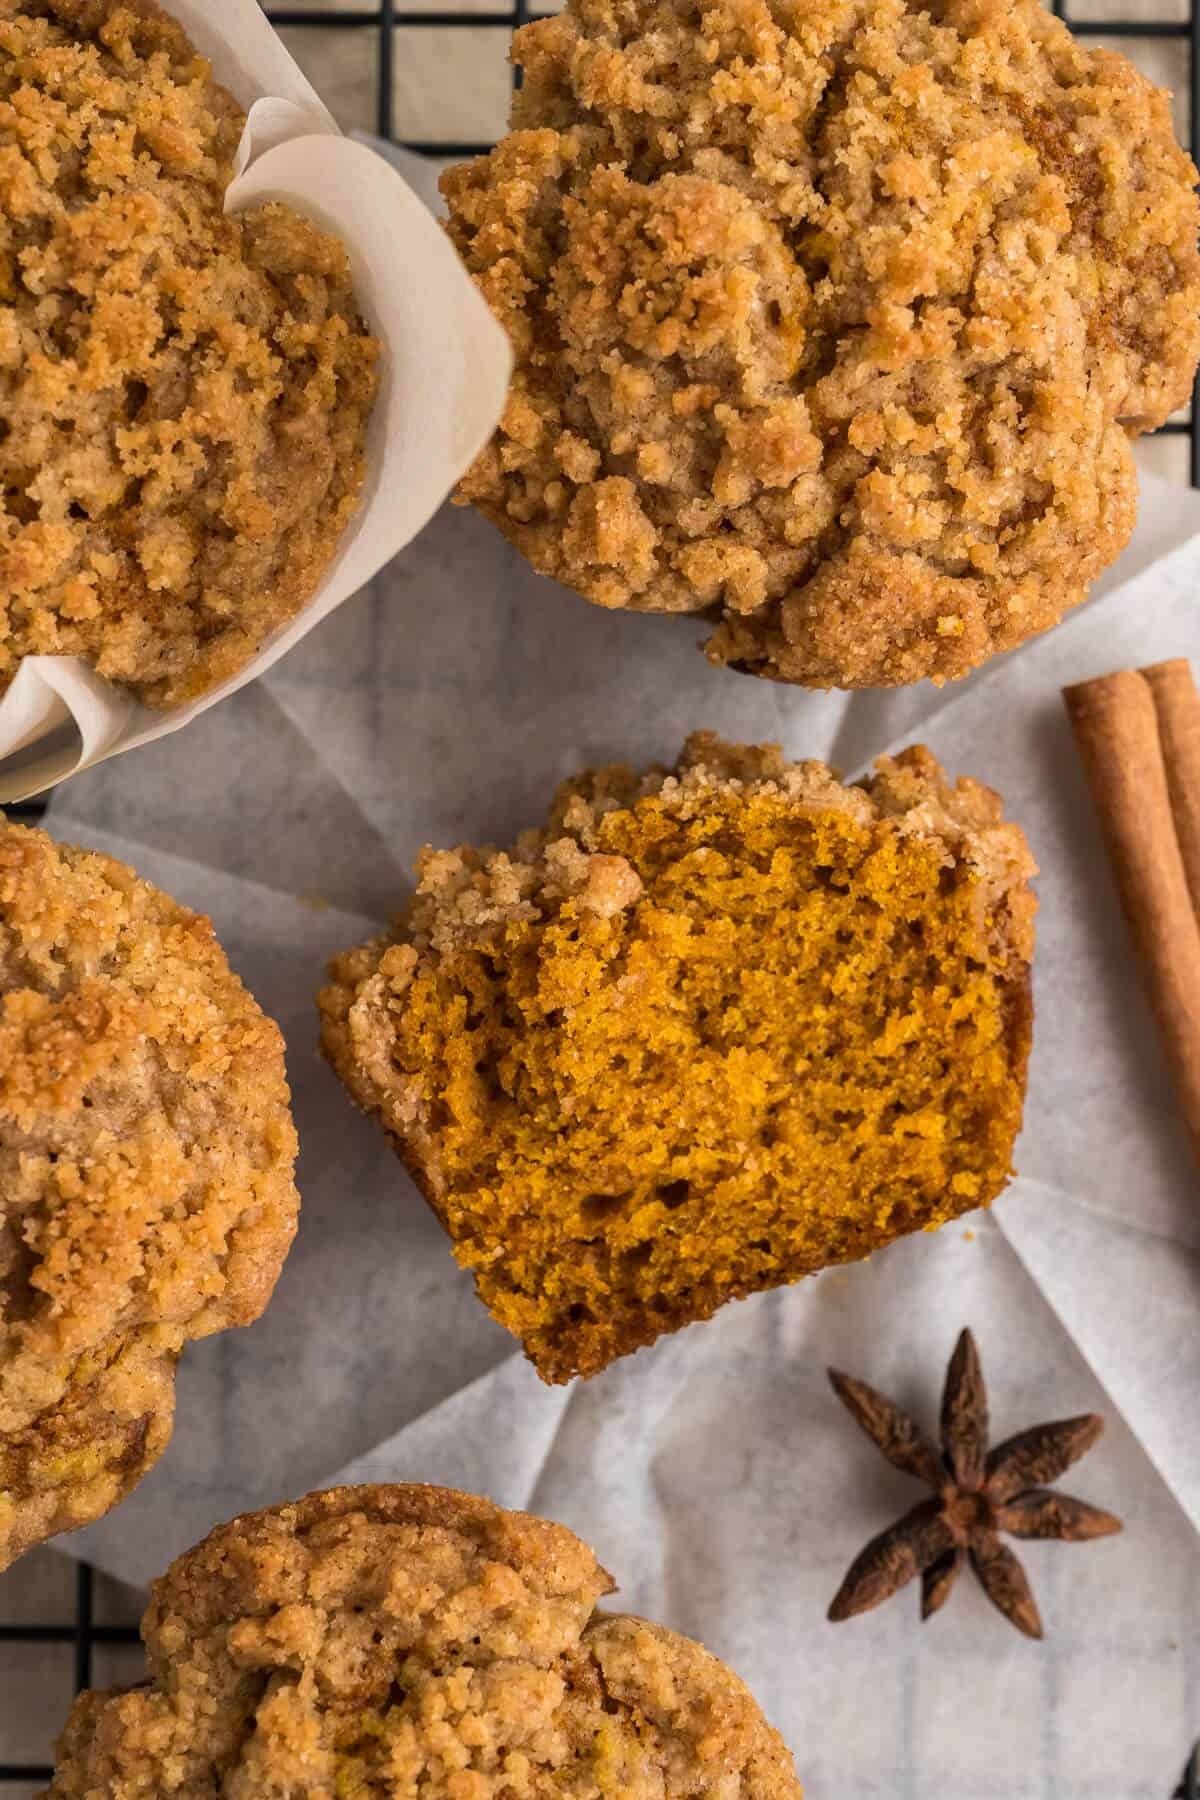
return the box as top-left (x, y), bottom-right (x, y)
top-left (1064, 659), bottom-right (1200, 1171)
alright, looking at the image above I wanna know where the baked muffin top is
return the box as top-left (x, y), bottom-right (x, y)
top-left (46, 1483), bottom-right (802, 1799)
top-left (320, 734), bottom-right (1036, 1382)
top-left (0, 822), bottom-right (299, 1569)
top-left (0, 0), bottom-right (379, 707)
top-left (445, 0), bottom-right (1200, 688)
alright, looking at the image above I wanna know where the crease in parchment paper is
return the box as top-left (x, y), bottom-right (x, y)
top-left (42, 473), bottom-right (1200, 1581)
top-left (995, 1180), bottom-right (1200, 1543)
top-left (31, 473), bottom-right (1200, 1796)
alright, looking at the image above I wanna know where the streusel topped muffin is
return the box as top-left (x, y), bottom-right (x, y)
top-left (0, 822), bottom-right (299, 1569)
top-left (0, 0), bottom-right (379, 706)
top-left (320, 735), bottom-right (1036, 1382)
top-left (47, 1484), bottom-right (803, 1799)
top-left (444, 0), bottom-right (1200, 688)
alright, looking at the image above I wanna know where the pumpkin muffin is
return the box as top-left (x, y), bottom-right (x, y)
top-left (0, 821), bottom-right (299, 1570)
top-left (0, 0), bottom-right (379, 707)
top-left (443, 0), bottom-right (1200, 689)
top-left (46, 1483), bottom-right (801, 1800)
top-left (319, 734), bottom-right (1036, 1383)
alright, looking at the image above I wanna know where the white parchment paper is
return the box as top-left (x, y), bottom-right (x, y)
top-left (39, 474), bottom-right (1200, 1793)
top-left (0, 0), bottom-right (511, 802)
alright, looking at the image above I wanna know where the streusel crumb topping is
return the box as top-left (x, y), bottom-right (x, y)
top-left (444, 0), bottom-right (1200, 687)
top-left (0, 822), bottom-right (299, 1568)
top-left (0, 0), bottom-right (378, 706)
top-left (47, 1485), bottom-right (802, 1800)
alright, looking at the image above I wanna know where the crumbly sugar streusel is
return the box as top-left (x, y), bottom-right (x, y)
top-left (0, 0), bottom-right (379, 707)
top-left (46, 1484), bottom-right (802, 1800)
top-left (444, 0), bottom-right (1200, 688)
top-left (0, 822), bottom-right (299, 1568)
top-left (319, 734), bottom-right (1036, 1382)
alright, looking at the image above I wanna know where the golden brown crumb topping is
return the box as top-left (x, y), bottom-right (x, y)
top-left (443, 0), bottom-right (1200, 688)
top-left (46, 1484), bottom-right (802, 1800)
top-left (0, 822), bottom-right (299, 1569)
top-left (320, 735), bottom-right (1036, 1382)
top-left (0, 0), bottom-right (379, 707)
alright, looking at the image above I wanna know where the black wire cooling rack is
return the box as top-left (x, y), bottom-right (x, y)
top-left (2, 0), bottom-right (1200, 1789)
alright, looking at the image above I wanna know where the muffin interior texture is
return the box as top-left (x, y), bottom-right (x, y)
top-left (320, 736), bottom-right (1036, 1383)
top-left (0, 823), bottom-right (299, 1569)
top-left (0, 0), bottom-right (379, 707)
top-left (444, 0), bottom-right (1200, 687)
top-left (46, 1484), bottom-right (801, 1799)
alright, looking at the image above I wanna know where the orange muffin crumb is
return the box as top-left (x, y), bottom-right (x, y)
top-left (443, 0), bottom-right (1200, 688)
top-left (0, 0), bottom-right (379, 707)
top-left (320, 735), bottom-right (1036, 1382)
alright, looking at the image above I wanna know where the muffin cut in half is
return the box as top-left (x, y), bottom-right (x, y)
top-left (320, 735), bottom-right (1036, 1382)
top-left (443, 0), bottom-right (1200, 688)
top-left (0, 822), bottom-right (300, 1570)
top-left (45, 1483), bottom-right (801, 1800)
top-left (0, 0), bottom-right (379, 707)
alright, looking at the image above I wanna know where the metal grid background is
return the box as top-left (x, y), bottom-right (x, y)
top-left (1, 0), bottom-right (1199, 1789)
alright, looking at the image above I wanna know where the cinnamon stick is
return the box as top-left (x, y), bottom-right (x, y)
top-left (1063, 667), bottom-right (1200, 1173)
top-left (1140, 658), bottom-right (1200, 911)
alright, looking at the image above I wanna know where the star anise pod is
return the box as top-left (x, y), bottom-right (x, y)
top-left (827, 1328), bottom-right (1122, 1639)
